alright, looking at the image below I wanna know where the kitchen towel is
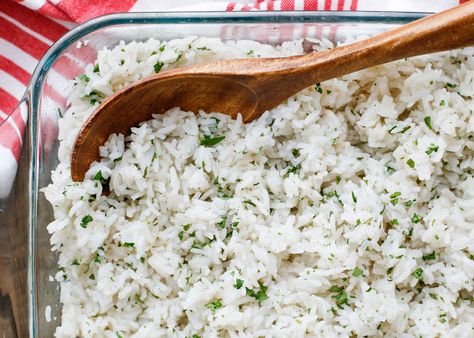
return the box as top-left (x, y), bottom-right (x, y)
top-left (0, 0), bottom-right (468, 198)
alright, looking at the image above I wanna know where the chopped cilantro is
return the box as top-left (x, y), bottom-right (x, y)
top-left (404, 199), bottom-right (415, 208)
top-left (200, 135), bottom-right (225, 147)
top-left (191, 335), bottom-right (201, 338)
top-left (178, 231), bottom-right (184, 241)
top-left (440, 100), bottom-right (445, 107)
top-left (286, 164), bottom-right (301, 176)
top-left (411, 213), bottom-right (421, 224)
top-left (315, 83), bottom-right (323, 94)
top-left (400, 126), bottom-right (411, 133)
top-left (422, 252), bottom-right (436, 261)
top-left (429, 293), bottom-right (438, 300)
top-left (216, 216), bottom-right (227, 229)
top-left (407, 159), bottom-right (415, 169)
top-left (390, 192), bottom-right (401, 205)
top-left (331, 289), bottom-right (349, 309)
top-left (387, 166), bottom-right (396, 174)
top-left (123, 242), bottom-right (135, 248)
top-left (71, 258), bottom-right (80, 265)
top-left (335, 176), bottom-right (341, 184)
top-left (77, 74), bottom-right (90, 82)
top-left (80, 215), bottom-right (93, 228)
top-left (243, 199), bottom-right (256, 207)
top-left (140, 257), bottom-right (145, 264)
top-left (205, 299), bottom-right (222, 312)
top-left (352, 267), bottom-right (363, 277)
top-left (89, 273), bottom-right (95, 280)
top-left (446, 82), bottom-right (457, 88)
top-left (387, 267), bottom-right (394, 274)
top-left (159, 45), bottom-right (165, 52)
top-left (245, 281), bottom-right (268, 303)
top-left (93, 171), bottom-right (104, 181)
top-left (425, 143), bottom-right (439, 155)
top-left (412, 267), bottom-right (424, 280)
top-left (329, 285), bottom-right (344, 293)
top-left (234, 278), bottom-right (244, 289)
top-left (351, 191), bottom-right (357, 203)
top-left (93, 64), bottom-right (100, 73)
top-left (390, 219), bottom-right (399, 225)
top-left (424, 116), bottom-right (432, 130)
top-left (292, 148), bottom-right (300, 157)
top-left (153, 61), bottom-right (164, 73)
top-left (116, 332), bottom-right (123, 338)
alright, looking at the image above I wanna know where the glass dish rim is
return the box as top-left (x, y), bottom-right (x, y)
top-left (26, 10), bottom-right (427, 337)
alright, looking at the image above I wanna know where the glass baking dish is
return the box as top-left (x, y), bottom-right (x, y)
top-left (21, 11), bottom-right (427, 337)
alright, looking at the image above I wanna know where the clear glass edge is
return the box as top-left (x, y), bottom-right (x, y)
top-left (26, 10), bottom-right (428, 337)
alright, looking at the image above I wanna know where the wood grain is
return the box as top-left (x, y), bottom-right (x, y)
top-left (0, 124), bottom-right (30, 338)
top-left (71, 1), bottom-right (474, 181)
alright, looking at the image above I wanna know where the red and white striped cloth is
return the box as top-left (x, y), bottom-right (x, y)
top-left (0, 0), bottom-right (468, 197)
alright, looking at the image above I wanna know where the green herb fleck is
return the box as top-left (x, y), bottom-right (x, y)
top-left (292, 148), bottom-right (300, 157)
top-left (440, 100), bottom-right (445, 107)
top-left (123, 242), bottom-right (135, 248)
top-left (352, 267), bottom-right (363, 277)
top-left (246, 281), bottom-right (269, 303)
top-left (89, 273), bottom-right (95, 280)
top-left (330, 288), bottom-right (349, 309)
top-left (77, 74), bottom-right (90, 82)
top-left (351, 191), bottom-right (357, 203)
top-left (286, 164), bottom-right (301, 176)
top-left (243, 199), bottom-right (256, 207)
top-left (446, 82), bottom-right (457, 88)
top-left (411, 213), bottom-right (421, 224)
top-left (200, 135), bottom-right (225, 147)
top-left (422, 252), bottom-right (436, 261)
top-left (71, 258), bottom-right (80, 265)
top-left (140, 257), bottom-right (145, 264)
top-left (153, 61), bottom-right (164, 73)
top-left (390, 191), bottom-right (401, 205)
top-left (424, 116), bottom-right (432, 130)
top-left (216, 216), bottom-right (227, 229)
top-left (390, 219), bottom-right (399, 225)
top-left (80, 215), bottom-right (93, 228)
top-left (93, 170), bottom-right (104, 181)
top-left (315, 83), bottom-right (323, 94)
top-left (412, 267), bottom-right (424, 280)
top-left (234, 278), bottom-right (244, 289)
top-left (335, 176), bottom-right (341, 184)
top-left (205, 299), bottom-right (222, 312)
top-left (329, 285), bottom-right (344, 293)
top-left (407, 159), bottom-right (415, 169)
top-left (93, 64), bottom-right (100, 73)
top-left (387, 267), bottom-right (394, 274)
top-left (425, 144), bottom-right (439, 155)
top-left (178, 231), bottom-right (184, 241)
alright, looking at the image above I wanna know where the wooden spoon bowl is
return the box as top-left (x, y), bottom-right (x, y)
top-left (71, 1), bottom-right (474, 181)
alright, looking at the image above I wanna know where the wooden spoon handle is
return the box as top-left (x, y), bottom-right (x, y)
top-left (250, 0), bottom-right (474, 113)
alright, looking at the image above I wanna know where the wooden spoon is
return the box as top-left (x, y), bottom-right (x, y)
top-left (71, 1), bottom-right (474, 181)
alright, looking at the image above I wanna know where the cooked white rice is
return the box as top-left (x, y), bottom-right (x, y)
top-left (43, 36), bottom-right (474, 337)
